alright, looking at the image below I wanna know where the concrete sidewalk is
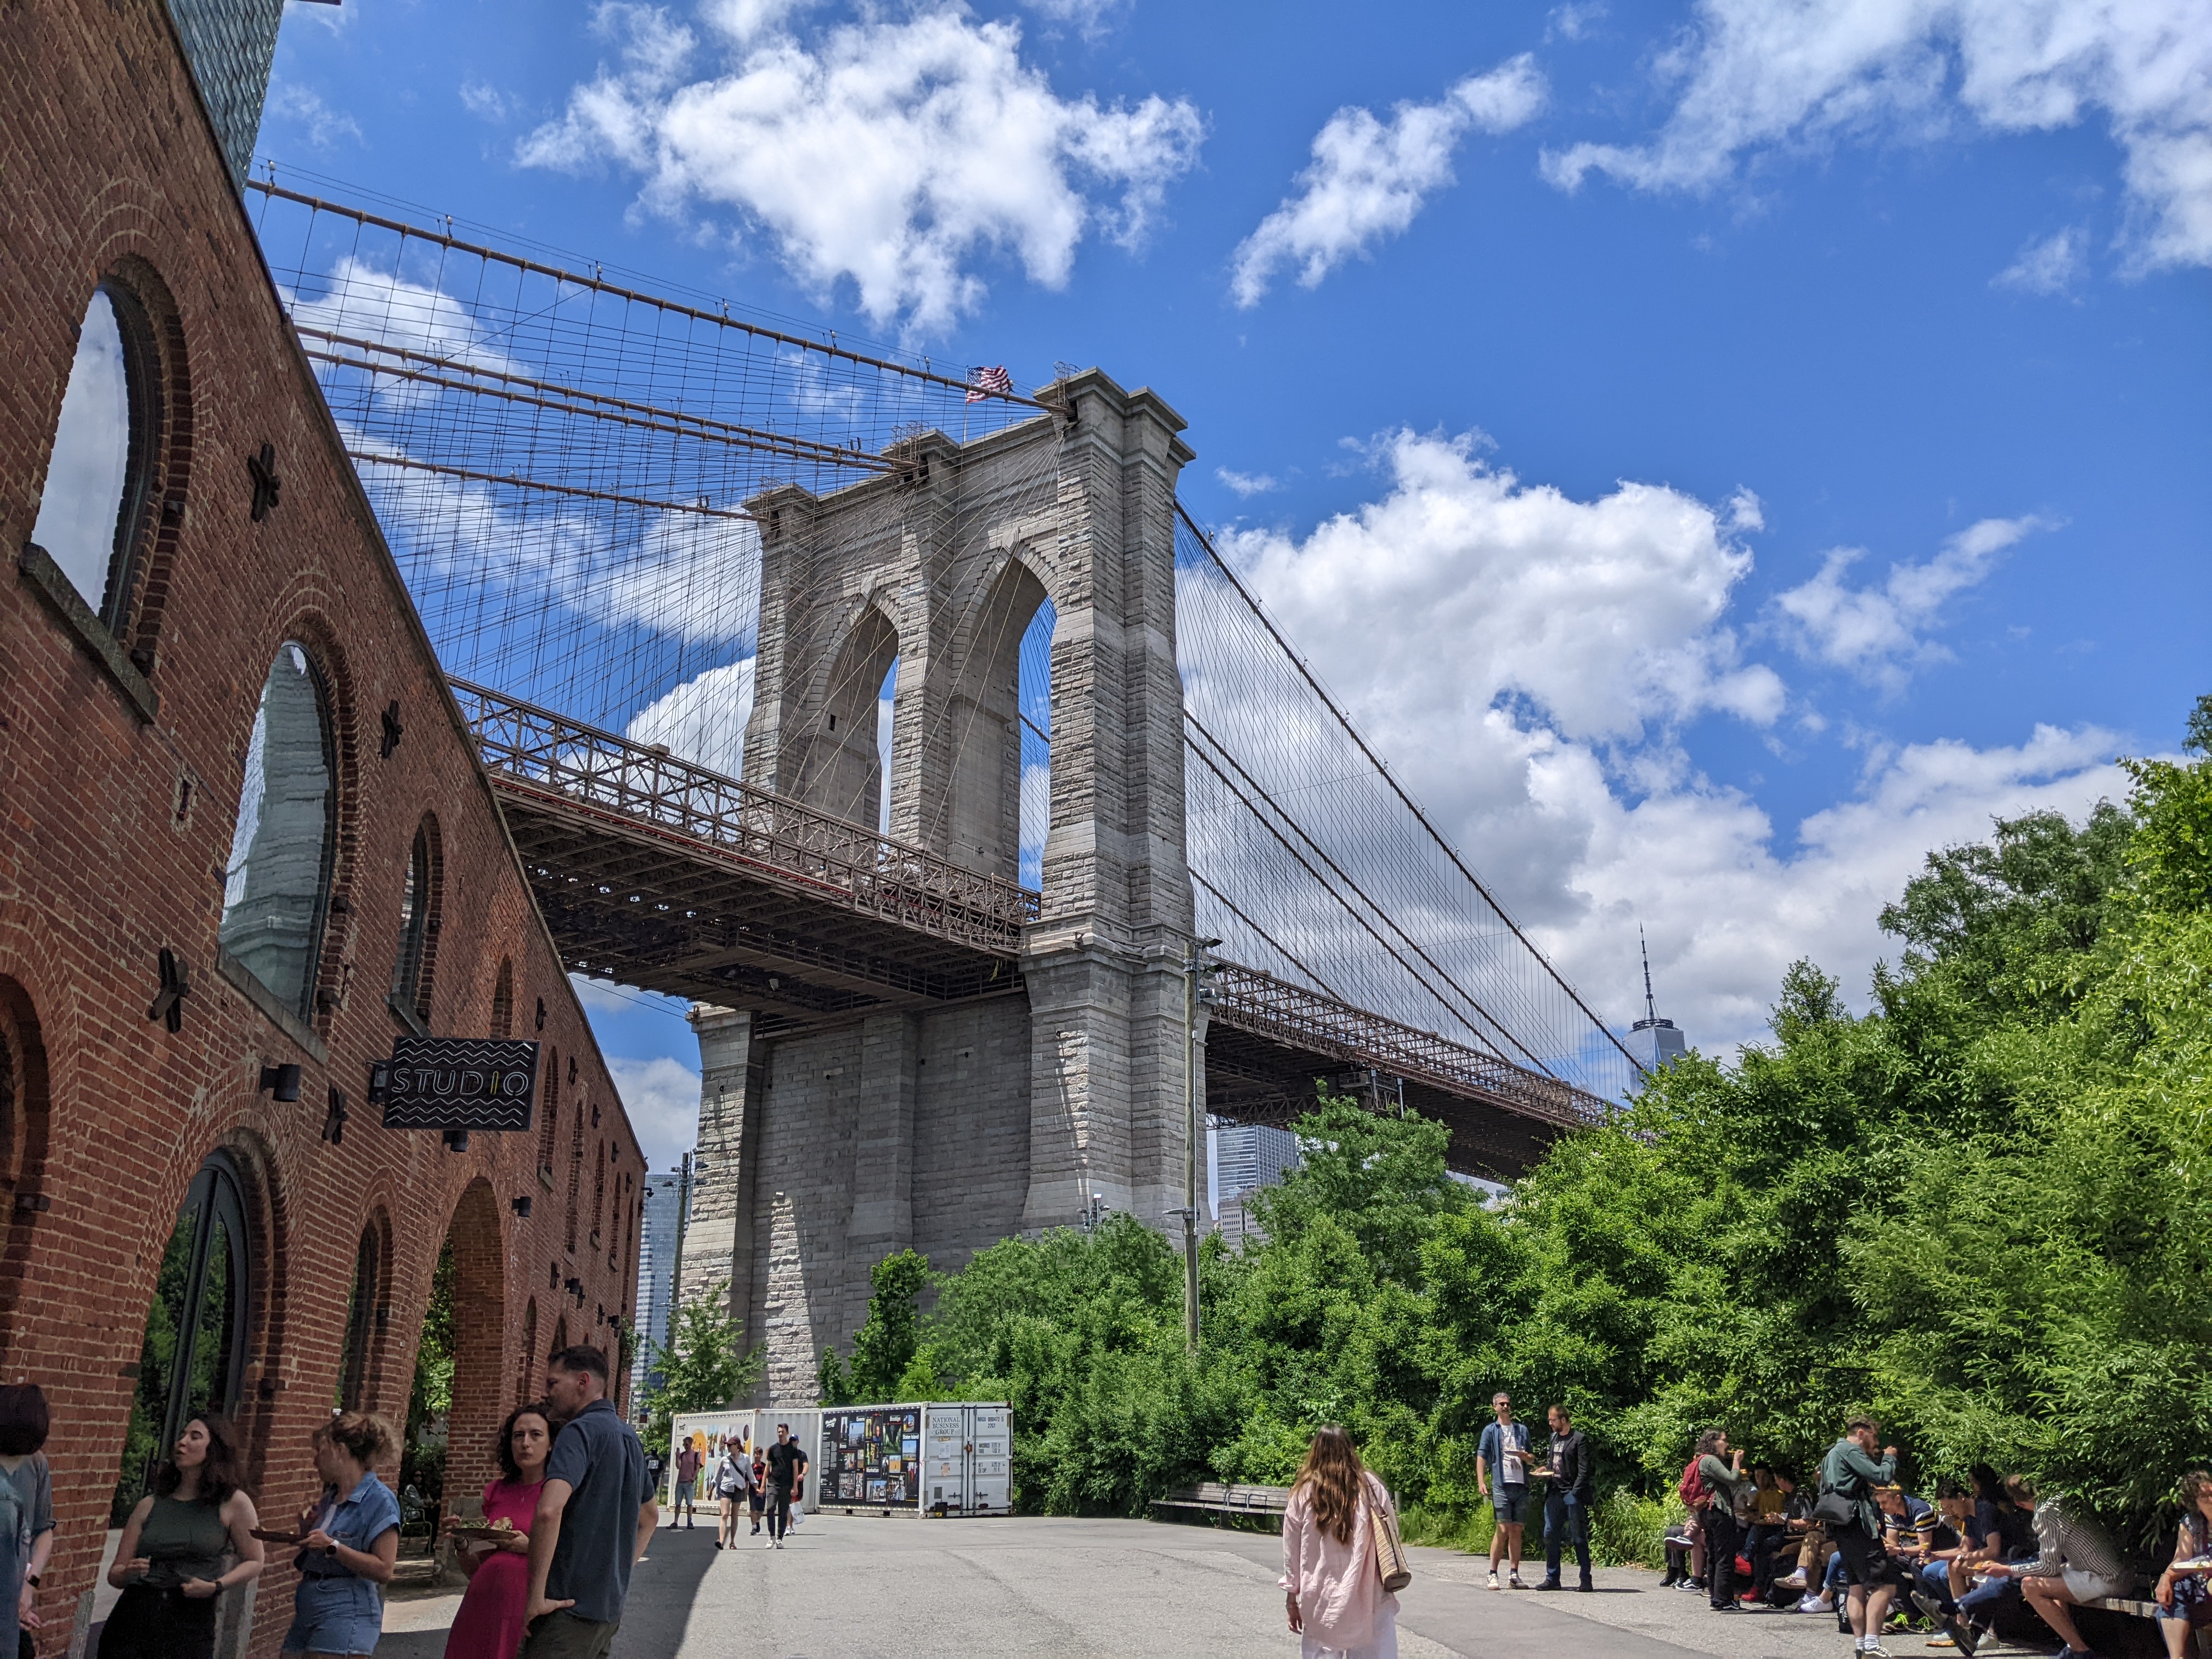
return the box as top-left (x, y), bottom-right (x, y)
top-left (376, 1515), bottom-right (2052, 1659)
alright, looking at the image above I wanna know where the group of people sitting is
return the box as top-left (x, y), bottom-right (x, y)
top-left (1660, 1415), bottom-right (2212, 1659)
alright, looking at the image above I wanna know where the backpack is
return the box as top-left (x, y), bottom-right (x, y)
top-left (1678, 1457), bottom-right (1708, 1510)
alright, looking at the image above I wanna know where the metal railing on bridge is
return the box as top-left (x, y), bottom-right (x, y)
top-left (1207, 961), bottom-right (1613, 1131)
top-left (452, 680), bottom-right (1039, 957)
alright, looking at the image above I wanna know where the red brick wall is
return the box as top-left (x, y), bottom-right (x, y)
top-left (0, 3), bottom-right (647, 1651)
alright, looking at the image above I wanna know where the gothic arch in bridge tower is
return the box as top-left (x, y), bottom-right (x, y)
top-left (929, 555), bottom-right (1050, 886)
top-left (792, 600), bottom-right (900, 833)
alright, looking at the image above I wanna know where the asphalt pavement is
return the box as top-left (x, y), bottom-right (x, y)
top-left (377, 1514), bottom-right (2051, 1659)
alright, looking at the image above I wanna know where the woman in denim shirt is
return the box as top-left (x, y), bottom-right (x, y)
top-left (281, 1412), bottom-right (400, 1657)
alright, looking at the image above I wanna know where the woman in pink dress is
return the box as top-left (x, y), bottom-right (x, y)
top-left (1280, 1426), bottom-right (1400, 1659)
top-left (444, 1403), bottom-right (550, 1659)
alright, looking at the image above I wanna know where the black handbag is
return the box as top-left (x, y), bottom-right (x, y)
top-left (1812, 1486), bottom-right (1858, 1527)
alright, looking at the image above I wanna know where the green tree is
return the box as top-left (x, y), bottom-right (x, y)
top-left (640, 1285), bottom-right (763, 1460)
top-left (839, 1249), bottom-right (932, 1403)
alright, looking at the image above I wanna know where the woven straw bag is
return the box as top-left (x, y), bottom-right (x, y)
top-left (1372, 1480), bottom-right (1413, 1593)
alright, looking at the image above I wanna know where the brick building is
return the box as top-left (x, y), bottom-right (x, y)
top-left (0, 0), bottom-right (643, 1650)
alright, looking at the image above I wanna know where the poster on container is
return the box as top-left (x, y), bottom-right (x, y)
top-left (666, 1411), bottom-right (759, 1508)
top-left (819, 1405), bottom-right (922, 1510)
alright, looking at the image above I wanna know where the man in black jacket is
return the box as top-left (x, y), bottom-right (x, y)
top-left (1538, 1404), bottom-right (1595, 1592)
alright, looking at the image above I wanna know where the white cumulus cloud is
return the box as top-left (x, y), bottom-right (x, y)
top-left (1541, 0), bottom-right (2212, 271)
top-left (1212, 434), bottom-right (2123, 1060)
top-left (626, 657), bottom-right (757, 775)
top-left (1230, 55), bottom-right (1548, 307)
top-left (605, 1052), bottom-right (704, 1171)
top-left (521, 3), bottom-right (1204, 334)
top-left (1773, 514), bottom-right (2052, 688)
top-left (1995, 225), bottom-right (2090, 293)
top-left (1216, 467), bottom-right (1280, 497)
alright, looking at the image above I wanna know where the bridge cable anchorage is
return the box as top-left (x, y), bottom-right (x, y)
top-left (1183, 711), bottom-right (1543, 1075)
top-left (1175, 504), bottom-right (1644, 1081)
top-left (248, 180), bottom-right (1054, 412)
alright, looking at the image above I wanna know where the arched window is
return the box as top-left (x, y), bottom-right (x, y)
top-left (219, 645), bottom-right (335, 1017)
top-left (490, 960), bottom-right (515, 1039)
top-left (32, 284), bottom-right (159, 631)
top-left (590, 1141), bottom-right (607, 1251)
top-left (337, 1223), bottom-right (381, 1410)
top-left (537, 1051), bottom-right (559, 1186)
top-left (565, 1094), bottom-right (585, 1255)
top-left (112, 1153), bottom-right (250, 1522)
top-left (389, 823), bottom-right (437, 1022)
top-left (516, 1298), bottom-right (538, 1406)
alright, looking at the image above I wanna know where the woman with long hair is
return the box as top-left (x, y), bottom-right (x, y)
top-left (444, 1403), bottom-right (552, 1659)
top-left (0, 1385), bottom-right (55, 1657)
top-left (1280, 1426), bottom-right (1400, 1659)
top-left (280, 1410), bottom-right (400, 1658)
top-left (99, 1413), bottom-right (266, 1659)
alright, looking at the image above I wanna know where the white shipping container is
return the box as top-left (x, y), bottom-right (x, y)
top-left (921, 1402), bottom-right (1010, 1517)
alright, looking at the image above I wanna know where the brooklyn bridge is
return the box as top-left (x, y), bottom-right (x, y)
top-left (249, 179), bottom-right (1641, 1397)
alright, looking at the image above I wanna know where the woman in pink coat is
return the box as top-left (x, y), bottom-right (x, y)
top-left (1280, 1426), bottom-right (1400, 1659)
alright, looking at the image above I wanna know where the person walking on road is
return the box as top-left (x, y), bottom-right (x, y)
top-left (1821, 1417), bottom-right (1902, 1658)
top-left (1280, 1426), bottom-right (1401, 1659)
top-left (763, 1425), bottom-right (806, 1549)
top-left (671, 1438), bottom-right (701, 1531)
top-left (1477, 1392), bottom-right (1532, 1590)
top-left (748, 1446), bottom-right (767, 1536)
top-left (1536, 1404), bottom-right (1594, 1593)
top-left (1696, 1429), bottom-right (1750, 1612)
top-left (522, 1346), bottom-right (658, 1659)
top-left (712, 1438), bottom-right (752, 1550)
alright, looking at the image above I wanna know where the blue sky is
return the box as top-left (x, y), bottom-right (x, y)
top-left (262, 0), bottom-right (2210, 1170)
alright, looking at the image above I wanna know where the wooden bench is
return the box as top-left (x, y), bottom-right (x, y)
top-left (1151, 1482), bottom-right (1293, 1529)
top-left (2080, 1592), bottom-right (2212, 1658)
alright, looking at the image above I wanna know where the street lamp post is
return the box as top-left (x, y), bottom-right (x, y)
top-left (1182, 938), bottom-right (1219, 1355)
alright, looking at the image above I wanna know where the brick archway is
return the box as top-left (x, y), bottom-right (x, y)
top-left (441, 1178), bottom-right (506, 1515)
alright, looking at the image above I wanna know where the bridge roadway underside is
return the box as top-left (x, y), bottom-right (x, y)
top-left (498, 780), bottom-right (1025, 1034)
top-left (1203, 1022), bottom-right (1564, 1178)
top-left (493, 782), bottom-right (1582, 1177)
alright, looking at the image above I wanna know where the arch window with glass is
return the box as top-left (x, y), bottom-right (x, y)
top-left (30, 283), bottom-right (160, 636)
top-left (537, 1053), bottom-right (560, 1187)
top-left (111, 1153), bottom-right (251, 1522)
top-left (490, 959), bottom-right (515, 1039)
top-left (337, 1223), bottom-right (382, 1411)
top-left (219, 645), bottom-right (336, 1020)
top-left (389, 821), bottom-right (441, 1027)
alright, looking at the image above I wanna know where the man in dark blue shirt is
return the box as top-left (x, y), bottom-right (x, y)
top-left (1536, 1403), bottom-right (1595, 1593)
top-left (523, 1345), bottom-right (658, 1659)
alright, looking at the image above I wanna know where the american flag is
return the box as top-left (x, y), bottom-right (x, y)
top-left (965, 365), bottom-right (1013, 403)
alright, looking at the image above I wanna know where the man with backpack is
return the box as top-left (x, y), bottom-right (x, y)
top-left (1819, 1416), bottom-right (1903, 1658)
top-left (712, 1436), bottom-right (752, 1551)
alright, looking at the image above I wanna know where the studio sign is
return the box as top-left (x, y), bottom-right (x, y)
top-left (377, 1037), bottom-right (539, 1133)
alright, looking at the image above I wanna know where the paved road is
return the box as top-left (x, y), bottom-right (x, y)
top-left (379, 1515), bottom-right (2027, 1659)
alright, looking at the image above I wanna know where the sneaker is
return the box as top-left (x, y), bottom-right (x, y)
top-left (1509, 1573), bottom-right (1526, 1590)
top-left (1796, 1594), bottom-right (1833, 1615)
top-left (1777, 1570), bottom-right (1807, 1590)
top-left (712, 1541), bottom-right (722, 1550)
top-left (774, 1538), bottom-right (784, 1549)
top-left (1712, 1602), bottom-right (1742, 1613)
top-left (1487, 1572), bottom-right (1501, 1591)
top-left (764, 1537), bottom-right (775, 1549)
top-left (1660, 1573), bottom-right (1681, 1588)
top-left (1536, 1579), bottom-right (1563, 1592)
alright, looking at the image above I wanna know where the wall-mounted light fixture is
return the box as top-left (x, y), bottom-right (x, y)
top-left (512, 1195), bottom-right (533, 1219)
top-left (258, 1063), bottom-right (302, 1102)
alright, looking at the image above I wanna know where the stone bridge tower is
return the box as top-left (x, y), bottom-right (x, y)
top-left (675, 371), bottom-right (1196, 1401)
